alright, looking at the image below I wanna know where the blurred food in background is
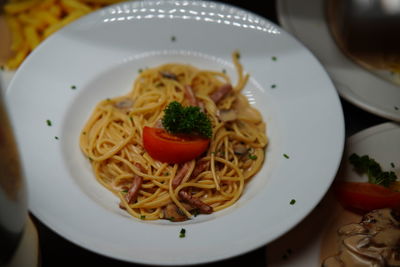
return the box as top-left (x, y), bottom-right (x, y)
top-left (1, 0), bottom-right (128, 70)
top-left (326, 0), bottom-right (400, 76)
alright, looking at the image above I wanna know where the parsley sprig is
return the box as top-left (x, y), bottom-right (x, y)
top-left (162, 101), bottom-right (212, 138)
top-left (349, 153), bottom-right (397, 187)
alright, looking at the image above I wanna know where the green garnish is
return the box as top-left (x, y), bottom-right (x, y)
top-left (71, 85), bottom-right (76, 90)
top-left (140, 215), bottom-right (146, 220)
top-left (271, 84), bottom-right (277, 89)
top-left (349, 153), bottom-right (397, 187)
top-left (179, 228), bottom-right (186, 238)
top-left (171, 36), bottom-right (176, 42)
top-left (391, 162), bottom-right (396, 168)
top-left (46, 119), bottom-right (52, 126)
top-left (290, 199), bottom-right (296, 205)
top-left (248, 154), bottom-right (257, 160)
top-left (162, 101), bottom-right (212, 138)
top-left (283, 153), bottom-right (289, 159)
top-left (54, 136), bottom-right (59, 140)
top-left (272, 56), bottom-right (277, 61)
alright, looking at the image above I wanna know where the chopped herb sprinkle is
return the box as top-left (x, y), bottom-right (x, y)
top-left (138, 68), bottom-right (143, 73)
top-left (391, 162), bottom-right (396, 168)
top-left (179, 228), bottom-right (186, 238)
top-left (71, 85), bottom-right (76, 90)
top-left (140, 215), bottom-right (146, 220)
top-left (272, 56), bottom-right (277, 61)
top-left (395, 106), bottom-right (399, 111)
top-left (271, 84), bottom-right (277, 89)
top-left (222, 69), bottom-right (226, 74)
top-left (248, 154), bottom-right (257, 160)
top-left (283, 153), bottom-right (289, 159)
top-left (171, 36), bottom-right (176, 42)
top-left (54, 136), bottom-right (59, 140)
top-left (46, 120), bottom-right (52, 126)
top-left (290, 199), bottom-right (296, 205)
top-left (349, 153), bottom-right (397, 187)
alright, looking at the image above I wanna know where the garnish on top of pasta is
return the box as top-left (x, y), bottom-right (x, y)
top-left (79, 52), bottom-right (268, 221)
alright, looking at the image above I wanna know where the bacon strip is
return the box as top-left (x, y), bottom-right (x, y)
top-left (125, 163), bottom-right (145, 204)
top-left (210, 83), bottom-right (232, 103)
top-left (191, 160), bottom-right (209, 178)
top-left (179, 190), bottom-right (213, 214)
top-left (172, 161), bottom-right (193, 189)
top-left (184, 85), bottom-right (199, 107)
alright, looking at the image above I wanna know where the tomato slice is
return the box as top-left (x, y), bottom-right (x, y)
top-left (334, 181), bottom-right (400, 212)
top-left (142, 126), bottom-right (210, 163)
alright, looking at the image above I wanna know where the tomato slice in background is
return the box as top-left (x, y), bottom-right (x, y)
top-left (142, 126), bottom-right (210, 163)
top-left (334, 181), bottom-right (400, 212)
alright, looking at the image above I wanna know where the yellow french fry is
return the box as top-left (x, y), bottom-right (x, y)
top-left (17, 13), bottom-right (47, 31)
top-left (5, 44), bottom-right (29, 70)
top-left (60, 0), bottom-right (92, 13)
top-left (24, 26), bottom-right (41, 51)
top-left (43, 10), bottom-right (86, 38)
top-left (81, 0), bottom-right (126, 5)
top-left (4, 0), bottom-right (40, 14)
top-left (5, 16), bottom-right (24, 52)
top-left (34, 11), bottom-right (60, 26)
top-left (48, 5), bottom-right (63, 18)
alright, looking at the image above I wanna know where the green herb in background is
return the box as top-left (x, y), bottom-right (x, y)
top-left (349, 153), bottom-right (397, 187)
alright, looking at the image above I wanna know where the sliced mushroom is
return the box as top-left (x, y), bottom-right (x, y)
top-left (163, 203), bottom-right (187, 222)
top-left (218, 109), bottom-right (237, 122)
top-left (160, 71), bottom-right (178, 80)
top-left (233, 143), bottom-right (248, 155)
top-left (322, 208), bottom-right (400, 267)
top-left (114, 98), bottom-right (134, 110)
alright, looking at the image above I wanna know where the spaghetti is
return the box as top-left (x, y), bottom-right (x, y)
top-left (79, 52), bottom-right (268, 221)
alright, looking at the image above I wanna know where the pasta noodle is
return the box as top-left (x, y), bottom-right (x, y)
top-left (79, 52), bottom-right (268, 221)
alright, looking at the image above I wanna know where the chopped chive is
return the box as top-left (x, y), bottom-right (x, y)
top-left (88, 157), bottom-right (93, 161)
top-left (222, 69), bottom-right (226, 74)
top-left (179, 228), bottom-right (186, 238)
top-left (138, 68), bottom-right (143, 73)
top-left (395, 106), bottom-right (399, 111)
top-left (140, 215), bottom-right (146, 220)
top-left (46, 119), bottom-right (52, 126)
top-left (391, 162), bottom-right (396, 168)
top-left (168, 217), bottom-right (175, 222)
top-left (129, 116), bottom-right (133, 122)
top-left (271, 84), bottom-right (276, 89)
top-left (171, 36), bottom-right (176, 42)
top-left (283, 153), bottom-right (290, 159)
top-left (121, 189), bottom-right (128, 193)
top-left (248, 154), bottom-right (257, 160)
top-left (70, 85), bottom-right (76, 90)
top-left (54, 136), bottom-right (59, 140)
top-left (290, 199), bottom-right (296, 205)
top-left (192, 209), bottom-right (200, 217)
top-left (272, 56), bottom-right (277, 61)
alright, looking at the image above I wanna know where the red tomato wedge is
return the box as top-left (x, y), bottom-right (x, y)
top-left (334, 181), bottom-right (400, 212)
top-left (142, 126), bottom-right (210, 164)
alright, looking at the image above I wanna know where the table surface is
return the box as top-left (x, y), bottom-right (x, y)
top-left (24, 0), bottom-right (387, 266)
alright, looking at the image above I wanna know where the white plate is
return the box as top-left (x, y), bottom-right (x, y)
top-left (5, 0), bottom-right (344, 265)
top-left (277, 0), bottom-right (400, 122)
top-left (266, 122), bottom-right (400, 266)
